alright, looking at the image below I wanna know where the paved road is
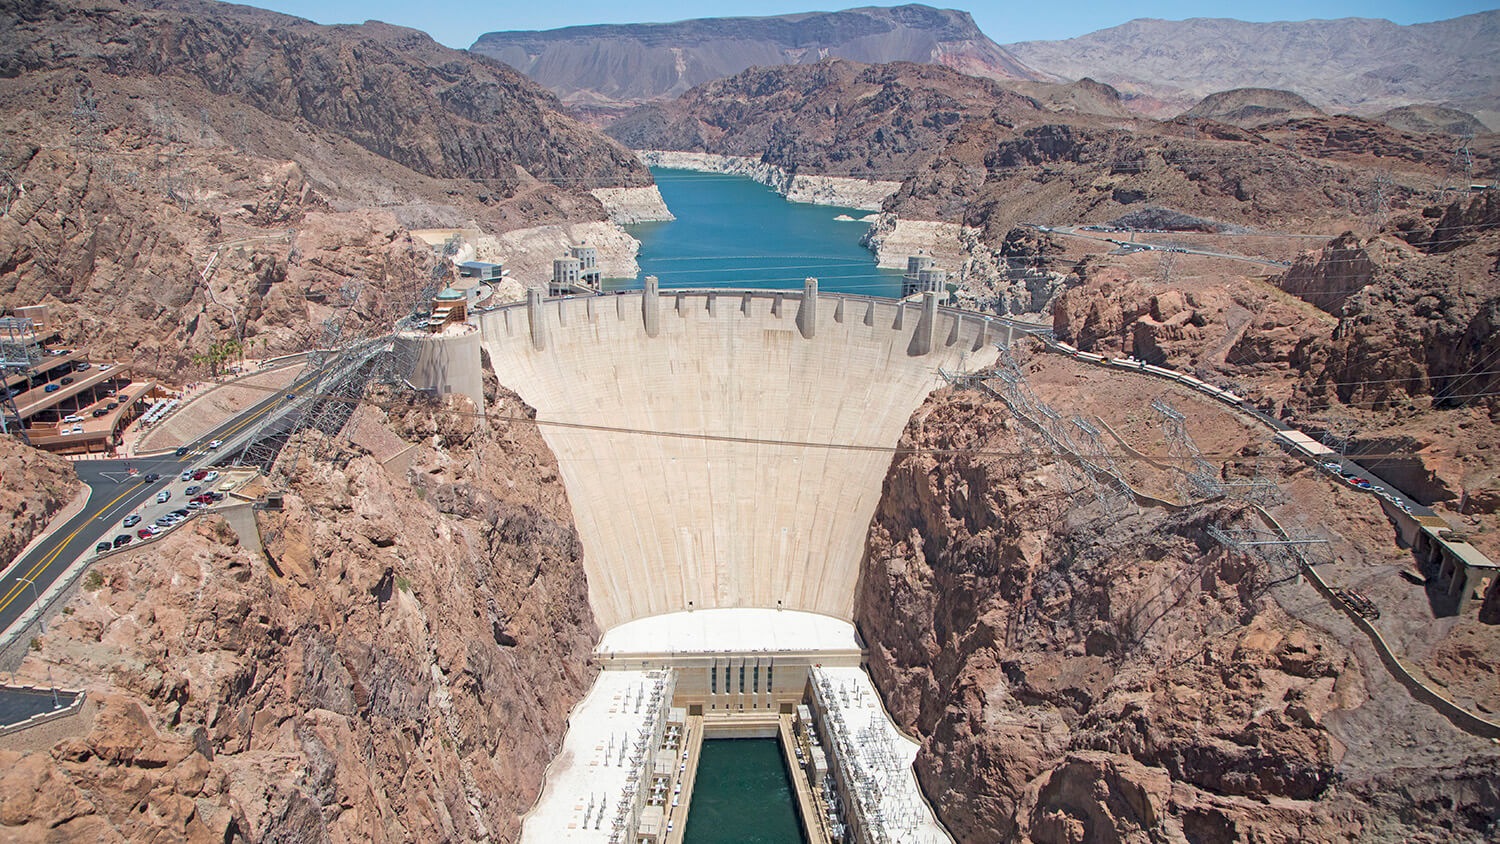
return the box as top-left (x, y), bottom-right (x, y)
top-left (1038, 225), bottom-right (1291, 268)
top-left (0, 370), bottom-right (310, 641)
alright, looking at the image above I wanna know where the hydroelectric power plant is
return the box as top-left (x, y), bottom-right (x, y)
top-left (407, 275), bottom-right (1037, 843)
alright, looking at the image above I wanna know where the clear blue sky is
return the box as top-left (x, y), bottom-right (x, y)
top-left (242, 0), bottom-right (1498, 48)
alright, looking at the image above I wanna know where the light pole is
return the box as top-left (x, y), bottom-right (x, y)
top-left (19, 576), bottom-right (43, 634)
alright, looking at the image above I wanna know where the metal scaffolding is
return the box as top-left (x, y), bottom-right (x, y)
top-left (0, 317), bottom-right (39, 444)
top-left (1151, 397), bottom-right (1274, 503)
top-left (1207, 525), bottom-right (1328, 583)
top-left (941, 347), bottom-right (1132, 513)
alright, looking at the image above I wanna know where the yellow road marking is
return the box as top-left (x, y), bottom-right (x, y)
top-left (2, 377), bottom-right (308, 619)
top-left (0, 480), bottom-right (145, 615)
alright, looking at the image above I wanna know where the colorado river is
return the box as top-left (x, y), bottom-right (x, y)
top-left (614, 168), bottom-right (905, 297)
top-left (684, 739), bottom-right (806, 844)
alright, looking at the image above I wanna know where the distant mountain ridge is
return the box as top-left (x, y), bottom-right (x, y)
top-left (471, 4), bottom-right (1042, 108)
top-left (1003, 13), bottom-right (1500, 125)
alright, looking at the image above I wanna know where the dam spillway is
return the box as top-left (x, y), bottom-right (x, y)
top-left (476, 282), bottom-right (1003, 630)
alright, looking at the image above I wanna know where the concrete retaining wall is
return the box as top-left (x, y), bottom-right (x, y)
top-left (477, 287), bottom-right (1004, 629)
top-left (393, 326), bottom-right (484, 412)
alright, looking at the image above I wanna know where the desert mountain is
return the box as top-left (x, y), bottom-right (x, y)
top-left (1005, 12), bottom-right (1500, 122)
top-left (1004, 77), bottom-right (1135, 119)
top-left (1178, 87), bottom-right (1325, 128)
top-left (0, 0), bottom-right (648, 370)
top-left (1376, 105), bottom-right (1492, 136)
top-left (607, 58), bottom-right (1045, 179)
top-left (471, 3), bottom-right (1043, 110)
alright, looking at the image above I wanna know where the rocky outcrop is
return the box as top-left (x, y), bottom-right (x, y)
top-left (855, 381), bottom-right (1500, 842)
top-left (0, 436), bottom-right (81, 569)
top-left (1004, 78), bottom-right (1135, 119)
top-left (473, 4), bottom-right (1043, 108)
top-left (589, 186), bottom-right (676, 224)
top-left (1376, 105), bottom-right (1492, 136)
top-left (6, 385), bottom-right (598, 841)
top-left (635, 151), bottom-right (901, 210)
top-left (0, 0), bottom-right (650, 377)
top-left (1177, 87), bottom-right (1325, 128)
top-left (612, 60), bottom-right (1046, 183)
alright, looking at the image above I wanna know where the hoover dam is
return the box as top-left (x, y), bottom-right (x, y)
top-left (454, 280), bottom-right (1025, 842)
top-left (477, 281), bottom-right (1007, 629)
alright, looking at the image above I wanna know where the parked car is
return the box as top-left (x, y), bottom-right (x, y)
top-left (204, 471), bottom-right (220, 482)
top-left (60, 376), bottom-right (73, 385)
top-left (191, 469), bottom-right (209, 481)
top-left (91, 408), bottom-right (107, 418)
top-left (112, 534), bottom-right (132, 547)
top-left (122, 515), bottom-right (140, 528)
top-left (137, 528), bottom-right (155, 539)
top-left (185, 485), bottom-right (200, 496)
top-left (74, 362), bottom-right (90, 371)
top-left (171, 509), bottom-right (190, 518)
top-left (96, 541), bottom-right (112, 553)
top-left (105, 401), bottom-right (118, 410)
top-left (61, 414), bottom-right (82, 423)
top-left (156, 490), bottom-right (171, 504)
top-left (44, 383), bottom-right (59, 393)
top-left (99, 364), bottom-right (113, 372)
top-left (180, 470), bottom-right (193, 481)
top-left (67, 425), bottom-right (82, 434)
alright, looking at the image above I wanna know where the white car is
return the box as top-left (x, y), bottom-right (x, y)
top-left (181, 470), bottom-right (193, 481)
top-left (99, 364), bottom-right (113, 372)
top-left (208, 439), bottom-right (223, 450)
top-left (204, 471), bottom-right (220, 482)
top-left (67, 424), bottom-right (82, 434)
top-left (156, 490), bottom-right (171, 504)
top-left (62, 414), bottom-right (82, 423)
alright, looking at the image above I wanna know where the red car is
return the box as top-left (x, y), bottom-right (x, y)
top-left (137, 527), bottom-right (154, 539)
top-left (191, 469), bottom-right (209, 481)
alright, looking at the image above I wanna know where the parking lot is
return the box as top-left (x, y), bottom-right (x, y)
top-left (88, 468), bottom-right (255, 557)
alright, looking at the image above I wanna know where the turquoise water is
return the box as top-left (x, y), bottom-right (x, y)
top-left (614, 168), bottom-right (905, 297)
top-left (684, 739), bottom-right (807, 844)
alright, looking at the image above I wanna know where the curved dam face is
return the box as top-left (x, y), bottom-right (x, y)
top-left (477, 285), bottom-right (1001, 630)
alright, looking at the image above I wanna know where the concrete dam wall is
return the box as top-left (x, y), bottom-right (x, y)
top-left (476, 284), bottom-right (1003, 630)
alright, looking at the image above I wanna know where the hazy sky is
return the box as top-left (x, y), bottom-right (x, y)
top-left (243, 0), bottom-right (1498, 49)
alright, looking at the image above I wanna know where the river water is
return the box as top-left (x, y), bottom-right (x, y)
top-left (612, 168), bottom-right (905, 297)
top-left (684, 739), bottom-right (806, 844)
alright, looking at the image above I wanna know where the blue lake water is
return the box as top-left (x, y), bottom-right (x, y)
top-left (611, 168), bottom-right (904, 297)
top-left (684, 739), bottom-right (806, 844)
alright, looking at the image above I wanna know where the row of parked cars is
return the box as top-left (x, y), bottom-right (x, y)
top-left (1322, 461), bottom-right (1412, 514)
top-left (96, 471), bottom-right (228, 553)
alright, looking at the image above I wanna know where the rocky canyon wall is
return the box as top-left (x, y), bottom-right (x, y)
top-left (854, 371), bottom-right (1500, 842)
top-left (0, 436), bottom-right (82, 569)
top-left (0, 385), bottom-right (597, 841)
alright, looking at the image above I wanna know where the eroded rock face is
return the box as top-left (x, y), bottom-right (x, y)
top-left (855, 385), bottom-right (1500, 842)
top-left (0, 0), bottom-right (648, 376)
top-left (7, 386), bottom-right (596, 841)
top-left (0, 436), bottom-right (81, 567)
